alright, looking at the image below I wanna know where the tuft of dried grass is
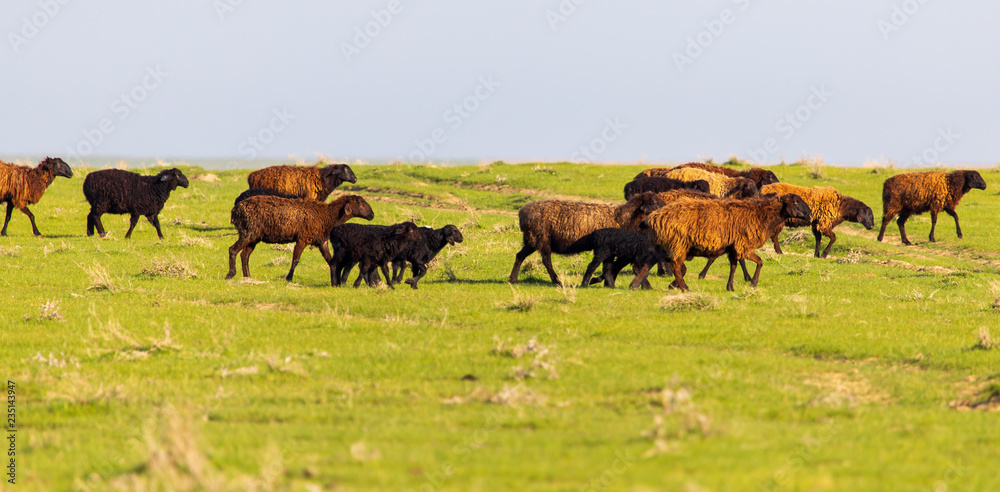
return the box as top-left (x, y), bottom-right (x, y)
top-left (80, 261), bottom-right (116, 292)
top-left (642, 386), bottom-right (713, 457)
top-left (36, 300), bottom-right (64, 321)
top-left (987, 280), bottom-right (1000, 309)
top-left (658, 293), bottom-right (718, 312)
top-left (974, 327), bottom-right (994, 351)
top-left (177, 231), bottom-right (213, 249)
top-left (42, 241), bottom-right (74, 256)
top-left (142, 255), bottom-right (198, 279)
top-left (0, 245), bottom-right (21, 257)
top-left (498, 285), bottom-right (536, 312)
top-left (799, 154), bottom-right (827, 179)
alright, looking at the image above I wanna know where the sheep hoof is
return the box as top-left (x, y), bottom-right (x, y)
top-left (225, 273), bottom-right (235, 280)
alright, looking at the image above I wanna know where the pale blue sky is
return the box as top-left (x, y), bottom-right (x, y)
top-left (2, 0), bottom-right (998, 165)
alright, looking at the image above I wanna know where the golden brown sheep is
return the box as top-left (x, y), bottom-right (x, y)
top-left (0, 157), bottom-right (73, 236)
top-left (661, 167), bottom-right (758, 198)
top-left (227, 194), bottom-right (374, 282)
top-left (877, 170), bottom-right (987, 245)
top-left (637, 162), bottom-right (779, 189)
top-left (640, 194), bottom-right (811, 291)
top-left (246, 163), bottom-right (357, 201)
top-left (509, 193), bottom-right (666, 285)
top-left (653, 189), bottom-right (751, 282)
top-left (761, 183), bottom-right (874, 257)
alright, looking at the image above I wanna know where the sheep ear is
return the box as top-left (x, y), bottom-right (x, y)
top-left (160, 174), bottom-right (172, 182)
top-left (344, 204), bottom-right (353, 215)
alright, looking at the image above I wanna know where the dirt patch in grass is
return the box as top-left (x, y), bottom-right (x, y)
top-left (803, 372), bottom-right (890, 407)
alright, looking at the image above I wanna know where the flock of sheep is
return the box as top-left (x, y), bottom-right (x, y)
top-left (0, 157), bottom-right (987, 291)
top-left (509, 162), bottom-right (987, 291)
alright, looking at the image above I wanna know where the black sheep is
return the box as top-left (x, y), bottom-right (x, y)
top-left (575, 228), bottom-right (667, 290)
top-left (233, 187), bottom-right (299, 206)
top-left (624, 177), bottom-right (710, 200)
top-left (390, 225), bottom-right (464, 289)
top-left (83, 168), bottom-right (189, 239)
top-left (329, 222), bottom-right (422, 288)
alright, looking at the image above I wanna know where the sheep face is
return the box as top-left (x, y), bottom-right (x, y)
top-left (41, 157), bottom-right (73, 178)
top-left (689, 180), bottom-right (711, 194)
top-left (343, 196), bottom-right (375, 221)
top-left (963, 170), bottom-right (987, 192)
top-left (757, 170), bottom-right (779, 187)
top-left (158, 168), bottom-right (189, 190)
top-left (780, 194), bottom-right (812, 222)
top-left (848, 199), bottom-right (875, 230)
top-left (323, 164), bottom-right (357, 189)
top-left (442, 224), bottom-right (463, 245)
top-left (726, 178), bottom-right (758, 199)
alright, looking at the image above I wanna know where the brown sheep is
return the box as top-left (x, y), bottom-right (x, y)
top-left (509, 192), bottom-right (666, 285)
top-left (877, 170), bottom-right (987, 245)
top-left (637, 162), bottom-right (779, 189)
top-left (661, 168), bottom-right (758, 199)
top-left (761, 183), bottom-right (874, 258)
top-left (0, 157), bottom-right (73, 236)
top-left (227, 194), bottom-right (374, 282)
top-left (246, 163), bottom-right (357, 201)
top-left (640, 194), bottom-right (812, 291)
top-left (653, 189), bottom-right (751, 282)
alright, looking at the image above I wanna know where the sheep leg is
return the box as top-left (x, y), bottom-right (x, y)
top-left (226, 237), bottom-right (249, 279)
top-left (671, 260), bottom-right (689, 292)
top-left (928, 211), bottom-right (938, 242)
top-left (93, 213), bottom-right (107, 237)
top-left (87, 213), bottom-right (94, 236)
top-left (147, 214), bottom-right (164, 240)
top-left (539, 249), bottom-right (561, 286)
top-left (240, 242), bottom-right (257, 278)
top-left (341, 260), bottom-right (357, 285)
top-left (771, 230), bottom-right (784, 255)
top-left (580, 254), bottom-right (604, 288)
top-left (945, 208), bottom-right (962, 238)
top-left (317, 241), bottom-right (333, 265)
top-left (609, 257), bottom-right (634, 289)
top-left (725, 248), bottom-right (738, 292)
top-left (821, 230), bottom-right (836, 258)
top-left (508, 245), bottom-right (535, 284)
top-left (877, 210), bottom-right (897, 242)
top-left (747, 252), bottom-right (764, 287)
top-left (405, 263), bottom-right (428, 289)
top-left (698, 256), bottom-right (717, 279)
top-left (812, 226), bottom-right (824, 258)
top-left (353, 270), bottom-right (365, 288)
top-left (629, 261), bottom-right (653, 291)
top-left (896, 211), bottom-right (912, 245)
top-left (124, 214), bottom-right (140, 239)
top-left (392, 260), bottom-right (407, 284)
top-left (19, 207), bottom-right (41, 236)
top-left (1, 201), bottom-right (12, 236)
top-left (285, 241), bottom-right (307, 281)
top-left (380, 263), bottom-right (395, 289)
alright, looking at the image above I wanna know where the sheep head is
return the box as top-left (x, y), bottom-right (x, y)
top-left (779, 194), bottom-right (812, 222)
top-left (340, 195), bottom-right (375, 221)
top-left (41, 157), bottom-right (73, 178)
top-left (961, 170), bottom-right (987, 192)
top-left (688, 179), bottom-right (711, 194)
top-left (158, 168), bottom-right (189, 189)
top-left (725, 178), bottom-right (758, 199)
top-left (844, 197), bottom-right (874, 230)
top-left (753, 168), bottom-right (780, 187)
top-left (323, 164), bottom-right (357, 190)
top-left (442, 224), bottom-right (463, 245)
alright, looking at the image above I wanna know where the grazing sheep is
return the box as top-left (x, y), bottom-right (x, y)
top-left (246, 163), bottom-right (357, 201)
top-left (623, 177), bottom-right (710, 200)
top-left (877, 170), bottom-right (987, 245)
top-left (233, 187), bottom-right (299, 206)
top-left (661, 168), bottom-right (758, 199)
top-left (509, 192), bottom-right (666, 285)
top-left (653, 189), bottom-right (751, 282)
top-left (0, 157), bottom-right (73, 236)
top-left (637, 162), bottom-right (779, 189)
top-left (576, 228), bottom-right (667, 290)
top-left (390, 225), bottom-right (464, 289)
top-left (83, 168), bottom-right (188, 239)
top-left (641, 194), bottom-right (812, 291)
top-left (761, 183), bottom-right (875, 257)
top-left (328, 222), bottom-right (422, 288)
top-left (227, 194), bottom-right (374, 282)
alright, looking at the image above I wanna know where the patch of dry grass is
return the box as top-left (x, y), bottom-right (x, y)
top-left (142, 255), bottom-right (198, 279)
top-left (658, 293), bottom-right (718, 312)
top-left (80, 261), bottom-right (116, 292)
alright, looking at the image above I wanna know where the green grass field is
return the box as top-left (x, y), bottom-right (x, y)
top-left (3, 161), bottom-right (999, 491)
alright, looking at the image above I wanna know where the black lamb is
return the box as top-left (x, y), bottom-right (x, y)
top-left (576, 228), bottom-right (669, 290)
top-left (329, 222), bottom-right (422, 288)
top-left (624, 177), bottom-right (711, 200)
top-left (233, 187), bottom-right (300, 206)
top-left (390, 224), bottom-right (464, 289)
top-left (83, 168), bottom-right (189, 239)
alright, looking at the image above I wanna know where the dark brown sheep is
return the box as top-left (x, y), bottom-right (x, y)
top-left (247, 163), bottom-right (357, 201)
top-left (0, 157), bottom-right (73, 236)
top-left (227, 194), bottom-right (374, 282)
top-left (637, 162), bottom-right (779, 189)
top-left (877, 170), bottom-right (987, 245)
top-left (641, 194), bottom-right (812, 291)
top-left (509, 193), bottom-right (666, 285)
top-left (623, 177), bottom-right (710, 200)
top-left (761, 183), bottom-right (874, 257)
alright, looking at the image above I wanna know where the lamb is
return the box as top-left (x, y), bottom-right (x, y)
top-left (509, 192), bottom-right (666, 285)
top-left (390, 225), bottom-right (464, 289)
top-left (0, 157), bottom-right (73, 236)
top-left (640, 194), bottom-right (812, 291)
top-left (623, 177), bottom-right (710, 200)
top-left (246, 163), bottom-right (357, 201)
top-left (83, 168), bottom-right (188, 239)
top-left (660, 168), bottom-right (758, 199)
top-left (876, 170), bottom-right (987, 245)
top-left (328, 222), bottom-right (422, 288)
top-left (637, 162), bottom-right (779, 189)
top-left (227, 194), bottom-right (374, 282)
top-left (576, 228), bottom-right (668, 290)
top-left (233, 187), bottom-right (299, 206)
top-left (761, 183), bottom-right (874, 257)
